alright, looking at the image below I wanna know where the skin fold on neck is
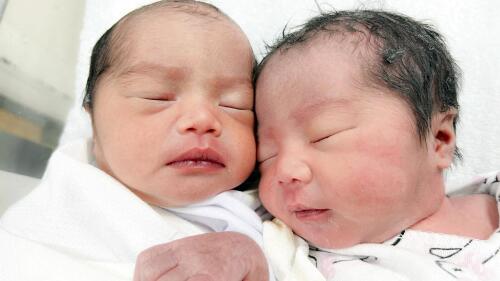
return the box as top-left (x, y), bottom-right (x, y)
top-left (410, 194), bottom-right (499, 240)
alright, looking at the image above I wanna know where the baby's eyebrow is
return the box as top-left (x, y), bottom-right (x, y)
top-left (118, 62), bottom-right (189, 81)
top-left (212, 75), bottom-right (252, 91)
top-left (291, 97), bottom-right (352, 121)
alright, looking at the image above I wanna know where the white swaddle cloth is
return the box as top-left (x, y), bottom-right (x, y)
top-left (0, 138), bottom-right (269, 280)
top-left (168, 191), bottom-right (276, 279)
top-left (168, 189), bottom-right (267, 248)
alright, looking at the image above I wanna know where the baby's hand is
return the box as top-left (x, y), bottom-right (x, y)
top-left (134, 232), bottom-right (269, 281)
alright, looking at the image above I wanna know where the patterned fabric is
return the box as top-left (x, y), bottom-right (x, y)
top-left (264, 171), bottom-right (500, 281)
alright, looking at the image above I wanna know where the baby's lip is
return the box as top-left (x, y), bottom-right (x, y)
top-left (167, 147), bottom-right (225, 167)
top-left (288, 204), bottom-right (329, 218)
top-left (288, 203), bottom-right (315, 213)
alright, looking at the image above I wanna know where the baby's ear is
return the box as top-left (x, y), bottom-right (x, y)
top-left (83, 104), bottom-right (91, 114)
top-left (91, 132), bottom-right (110, 173)
top-left (430, 109), bottom-right (457, 170)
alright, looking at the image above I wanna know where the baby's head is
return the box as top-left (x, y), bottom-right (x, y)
top-left (255, 10), bottom-right (460, 249)
top-left (83, 0), bottom-right (256, 207)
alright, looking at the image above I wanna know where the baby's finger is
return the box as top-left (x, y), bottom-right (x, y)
top-left (156, 264), bottom-right (191, 281)
top-left (186, 273), bottom-right (214, 281)
top-left (134, 248), bottom-right (178, 281)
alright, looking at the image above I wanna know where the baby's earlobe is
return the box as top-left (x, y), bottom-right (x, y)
top-left (432, 111), bottom-right (457, 169)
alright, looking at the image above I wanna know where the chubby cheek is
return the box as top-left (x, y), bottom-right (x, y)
top-left (321, 146), bottom-right (411, 213)
top-left (334, 167), bottom-right (404, 208)
top-left (258, 173), bottom-right (283, 218)
top-left (231, 126), bottom-right (256, 177)
top-left (96, 114), bottom-right (163, 178)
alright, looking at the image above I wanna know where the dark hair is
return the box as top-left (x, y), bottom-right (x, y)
top-left (82, 0), bottom-right (226, 111)
top-left (255, 10), bottom-right (461, 156)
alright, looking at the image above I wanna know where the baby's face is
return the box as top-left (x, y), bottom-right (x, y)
top-left (91, 12), bottom-right (256, 207)
top-left (256, 39), bottom-right (444, 248)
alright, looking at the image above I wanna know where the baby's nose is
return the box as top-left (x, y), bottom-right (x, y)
top-left (176, 105), bottom-right (222, 137)
top-left (276, 154), bottom-right (312, 188)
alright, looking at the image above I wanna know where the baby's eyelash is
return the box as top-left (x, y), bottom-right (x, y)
top-left (311, 127), bottom-right (356, 144)
top-left (219, 104), bottom-right (252, 111)
top-left (143, 97), bottom-right (173, 101)
top-left (141, 92), bottom-right (176, 101)
top-left (258, 154), bottom-right (277, 164)
top-left (311, 134), bottom-right (334, 144)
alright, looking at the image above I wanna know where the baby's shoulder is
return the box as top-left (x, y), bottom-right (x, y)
top-left (452, 193), bottom-right (498, 217)
top-left (450, 194), bottom-right (499, 239)
top-left (411, 194), bottom-right (498, 240)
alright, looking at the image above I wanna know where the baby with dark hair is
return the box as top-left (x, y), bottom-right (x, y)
top-left (256, 10), bottom-right (500, 280)
top-left (82, 0), bottom-right (259, 211)
top-left (0, 1), bottom-right (269, 280)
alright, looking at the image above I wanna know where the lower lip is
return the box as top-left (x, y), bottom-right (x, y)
top-left (294, 209), bottom-right (329, 220)
top-left (167, 160), bottom-right (225, 172)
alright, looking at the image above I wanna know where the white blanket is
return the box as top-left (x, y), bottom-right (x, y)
top-left (0, 139), bottom-right (266, 280)
top-left (264, 171), bottom-right (500, 281)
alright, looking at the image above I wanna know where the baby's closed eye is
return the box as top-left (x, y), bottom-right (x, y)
top-left (219, 102), bottom-right (252, 111)
top-left (310, 126), bottom-right (356, 145)
top-left (219, 90), bottom-right (253, 111)
top-left (140, 92), bottom-right (176, 102)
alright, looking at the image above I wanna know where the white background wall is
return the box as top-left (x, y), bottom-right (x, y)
top-left (0, 0), bottom-right (84, 122)
top-left (63, 0), bottom-right (500, 188)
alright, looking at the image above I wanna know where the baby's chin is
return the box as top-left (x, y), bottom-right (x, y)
top-left (130, 180), bottom-right (241, 208)
top-left (292, 225), bottom-right (366, 250)
top-left (304, 235), bottom-right (359, 250)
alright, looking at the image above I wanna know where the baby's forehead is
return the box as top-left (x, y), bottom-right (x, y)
top-left (285, 31), bottom-right (377, 65)
top-left (123, 1), bottom-right (224, 24)
top-left (256, 35), bottom-right (407, 114)
top-left (108, 3), bottom-right (233, 66)
top-left (260, 35), bottom-right (374, 92)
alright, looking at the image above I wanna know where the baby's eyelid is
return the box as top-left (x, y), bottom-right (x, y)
top-left (219, 103), bottom-right (252, 111)
top-left (258, 154), bottom-right (277, 164)
top-left (311, 133), bottom-right (334, 144)
top-left (311, 127), bottom-right (356, 143)
top-left (142, 92), bottom-right (176, 101)
top-left (144, 96), bottom-right (175, 101)
top-left (219, 92), bottom-right (253, 111)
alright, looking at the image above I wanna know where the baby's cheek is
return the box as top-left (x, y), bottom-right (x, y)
top-left (258, 178), bottom-right (277, 213)
top-left (330, 152), bottom-right (406, 209)
top-left (260, 178), bottom-right (291, 224)
top-left (355, 130), bottom-right (409, 167)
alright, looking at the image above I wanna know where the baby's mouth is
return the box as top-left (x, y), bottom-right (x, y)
top-left (290, 205), bottom-right (329, 220)
top-left (167, 147), bottom-right (225, 170)
top-left (295, 209), bottom-right (329, 218)
top-left (168, 159), bottom-right (224, 168)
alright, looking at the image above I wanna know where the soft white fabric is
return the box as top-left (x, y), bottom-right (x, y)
top-left (0, 139), bottom-right (267, 280)
top-left (264, 171), bottom-right (500, 281)
top-left (169, 191), bottom-right (276, 279)
top-left (0, 230), bottom-right (133, 281)
top-left (264, 219), bottom-right (325, 281)
top-left (168, 189), bottom-right (266, 248)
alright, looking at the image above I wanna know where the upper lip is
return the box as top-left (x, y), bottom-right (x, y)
top-left (288, 204), bottom-right (314, 212)
top-left (167, 147), bottom-right (225, 167)
top-left (288, 203), bottom-right (328, 213)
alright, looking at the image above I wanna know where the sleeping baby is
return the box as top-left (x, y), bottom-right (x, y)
top-left (255, 9), bottom-right (500, 281)
top-left (0, 1), bottom-right (269, 280)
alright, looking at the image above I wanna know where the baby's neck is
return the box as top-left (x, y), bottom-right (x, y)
top-left (410, 194), bottom-right (499, 240)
